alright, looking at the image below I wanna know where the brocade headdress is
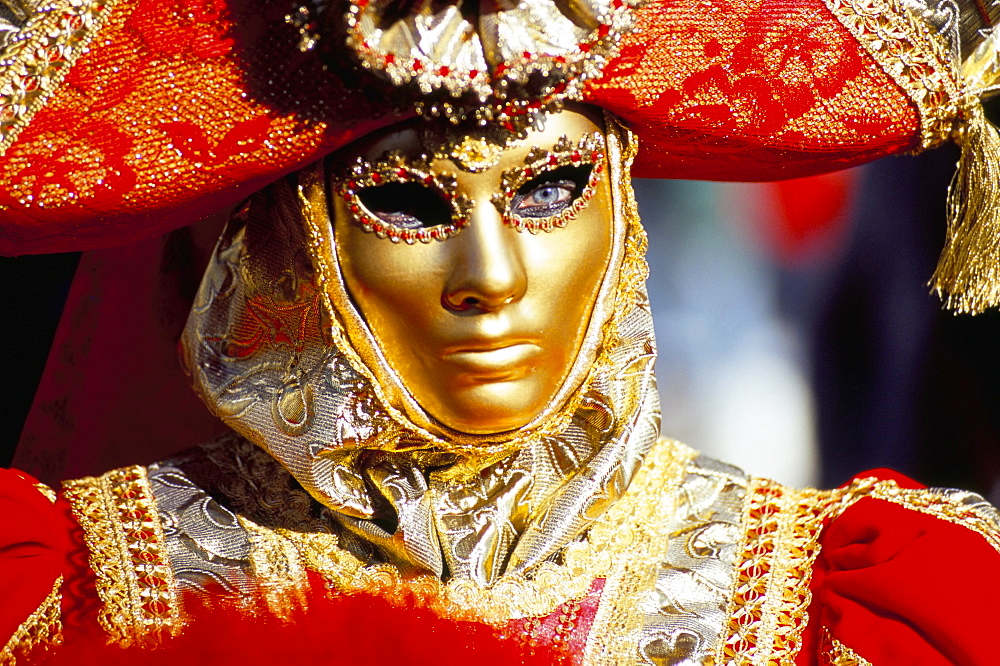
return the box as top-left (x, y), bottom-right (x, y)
top-left (4, 0), bottom-right (1000, 311)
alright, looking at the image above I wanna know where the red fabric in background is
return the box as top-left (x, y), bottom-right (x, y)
top-left (13, 217), bottom-right (231, 485)
top-left (763, 170), bottom-right (859, 266)
top-left (0, 471), bottom-right (68, 648)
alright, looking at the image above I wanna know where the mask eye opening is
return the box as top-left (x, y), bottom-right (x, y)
top-left (494, 134), bottom-right (605, 234)
top-left (334, 158), bottom-right (471, 244)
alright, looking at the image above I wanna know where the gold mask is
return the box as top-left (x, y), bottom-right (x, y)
top-left (331, 110), bottom-right (613, 434)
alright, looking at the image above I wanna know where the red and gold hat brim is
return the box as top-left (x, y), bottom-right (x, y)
top-left (0, 0), bottom-right (959, 256)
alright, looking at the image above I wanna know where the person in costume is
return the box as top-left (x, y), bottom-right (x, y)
top-left (3, 0), bottom-right (1000, 664)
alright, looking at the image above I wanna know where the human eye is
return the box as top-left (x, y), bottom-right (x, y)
top-left (513, 180), bottom-right (577, 218)
top-left (508, 163), bottom-right (593, 223)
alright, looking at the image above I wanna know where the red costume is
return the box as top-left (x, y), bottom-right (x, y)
top-left (3, 0), bottom-right (1000, 663)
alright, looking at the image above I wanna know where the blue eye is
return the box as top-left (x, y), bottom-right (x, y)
top-left (532, 185), bottom-right (569, 206)
top-left (510, 164), bottom-right (591, 220)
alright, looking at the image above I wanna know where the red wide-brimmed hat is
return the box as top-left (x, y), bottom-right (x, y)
top-left (1, 0), bottom-right (998, 310)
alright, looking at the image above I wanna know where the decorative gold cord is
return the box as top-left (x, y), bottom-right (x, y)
top-left (932, 103), bottom-right (1000, 313)
top-left (820, 628), bottom-right (874, 666)
top-left (0, 576), bottom-right (63, 666)
top-left (62, 466), bottom-right (183, 648)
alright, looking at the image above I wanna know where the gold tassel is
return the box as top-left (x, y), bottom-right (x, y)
top-left (930, 104), bottom-right (1000, 314)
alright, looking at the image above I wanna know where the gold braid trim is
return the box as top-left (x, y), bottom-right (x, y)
top-left (819, 628), bottom-right (873, 666)
top-left (0, 576), bottom-right (63, 666)
top-left (62, 466), bottom-right (182, 648)
top-left (866, 483), bottom-right (1000, 554)
top-left (240, 438), bottom-right (695, 627)
top-left (722, 476), bottom-right (1000, 664)
top-left (821, 0), bottom-right (964, 150)
top-left (721, 480), bottom-right (840, 665)
top-left (0, 0), bottom-right (117, 157)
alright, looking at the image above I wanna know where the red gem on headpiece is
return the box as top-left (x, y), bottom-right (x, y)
top-left (372, 172), bottom-right (382, 184)
top-left (438, 66), bottom-right (450, 76)
top-left (384, 53), bottom-right (395, 65)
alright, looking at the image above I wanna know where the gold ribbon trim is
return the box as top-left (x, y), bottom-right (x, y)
top-left (62, 466), bottom-right (182, 648)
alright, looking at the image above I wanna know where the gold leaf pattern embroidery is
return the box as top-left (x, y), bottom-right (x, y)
top-left (62, 466), bottom-right (182, 648)
top-left (0, 576), bottom-right (63, 666)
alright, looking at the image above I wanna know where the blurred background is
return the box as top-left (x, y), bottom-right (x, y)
top-left (4, 147), bottom-right (1000, 499)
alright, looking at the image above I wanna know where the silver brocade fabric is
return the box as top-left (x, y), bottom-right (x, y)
top-left (179, 118), bottom-right (662, 585)
top-left (636, 456), bottom-right (748, 664)
top-left (146, 434), bottom-right (751, 665)
top-left (899, 0), bottom-right (1000, 61)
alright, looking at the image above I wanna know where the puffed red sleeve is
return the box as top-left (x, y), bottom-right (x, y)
top-left (0, 469), bottom-right (70, 650)
top-left (802, 471), bottom-right (1000, 665)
